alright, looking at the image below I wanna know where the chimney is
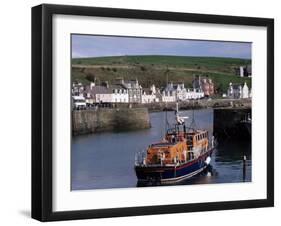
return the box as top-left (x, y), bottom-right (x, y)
top-left (116, 78), bottom-right (124, 85)
top-left (101, 81), bottom-right (109, 88)
top-left (90, 82), bottom-right (95, 90)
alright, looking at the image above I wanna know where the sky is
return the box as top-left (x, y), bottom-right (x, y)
top-left (72, 35), bottom-right (251, 59)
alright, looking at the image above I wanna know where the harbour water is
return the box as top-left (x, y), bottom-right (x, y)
top-left (71, 109), bottom-right (251, 190)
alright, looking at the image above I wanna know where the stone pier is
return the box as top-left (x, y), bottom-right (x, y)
top-left (72, 107), bottom-right (150, 135)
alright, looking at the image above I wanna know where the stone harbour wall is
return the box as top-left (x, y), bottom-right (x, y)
top-left (72, 108), bottom-right (150, 135)
top-left (213, 107), bottom-right (251, 140)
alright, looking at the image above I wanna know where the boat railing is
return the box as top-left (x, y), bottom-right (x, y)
top-left (135, 142), bottom-right (213, 167)
top-left (208, 135), bottom-right (216, 150)
top-left (135, 150), bottom-right (147, 166)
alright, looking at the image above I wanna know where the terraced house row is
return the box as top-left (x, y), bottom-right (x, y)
top-left (72, 77), bottom-right (214, 105)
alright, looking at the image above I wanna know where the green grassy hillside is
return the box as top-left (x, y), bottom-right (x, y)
top-left (72, 55), bottom-right (251, 94)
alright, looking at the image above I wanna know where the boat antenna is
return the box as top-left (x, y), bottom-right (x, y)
top-left (188, 74), bottom-right (197, 130)
top-left (164, 67), bottom-right (169, 136)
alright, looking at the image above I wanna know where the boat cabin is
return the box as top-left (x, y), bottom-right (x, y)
top-left (145, 129), bottom-right (209, 165)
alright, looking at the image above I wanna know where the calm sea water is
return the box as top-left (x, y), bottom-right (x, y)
top-left (71, 109), bottom-right (251, 190)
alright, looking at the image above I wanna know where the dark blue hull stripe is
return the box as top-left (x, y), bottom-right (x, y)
top-left (135, 149), bottom-right (213, 183)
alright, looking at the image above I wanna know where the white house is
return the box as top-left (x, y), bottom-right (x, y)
top-left (72, 82), bottom-right (85, 97)
top-left (111, 84), bottom-right (129, 103)
top-left (236, 65), bottom-right (252, 77)
top-left (83, 82), bottom-right (112, 103)
top-left (162, 90), bottom-right (176, 102)
top-left (141, 85), bottom-right (159, 103)
top-left (240, 66), bottom-right (244, 77)
top-left (242, 82), bottom-right (249, 98)
top-left (83, 81), bottom-right (130, 103)
top-left (115, 78), bottom-right (142, 103)
top-left (175, 83), bottom-right (187, 100)
top-left (92, 84), bottom-right (113, 103)
top-left (163, 82), bottom-right (204, 101)
top-left (185, 88), bottom-right (205, 100)
top-left (141, 90), bottom-right (155, 103)
top-left (227, 82), bottom-right (250, 99)
top-left (164, 82), bottom-right (187, 101)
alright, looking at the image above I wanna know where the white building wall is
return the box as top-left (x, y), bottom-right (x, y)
top-left (242, 83), bottom-right (249, 98)
top-left (176, 89), bottom-right (187, 101)
top-left (240, 66), bottom-right (244, 77)
top-left (162, 95), bottom-right (176, 102)
top-left (96, 93), bottom-right (113, 103)
top-left (112, 93), bottom-right (129, 103)
top-left (141, 94), bottom-right (156, 103)
top-left (162, 90), bottom-right (176, 102)
top-left (228, 82), bottom-right (250, 99)
top-left (186, 91), bottom-right (204, 100)
top-left (185, 89), bottom-right (204, 100)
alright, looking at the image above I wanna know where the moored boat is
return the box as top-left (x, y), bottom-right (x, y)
top-left (134, 104), bottom-right (216, 185)
top-left (239, 113), bottom-right (251, 137)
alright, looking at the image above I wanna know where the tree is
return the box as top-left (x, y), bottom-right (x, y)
top-left (85, 73), bottom-right (96, 82)
top-left (216, 83), bottom-right (224, 94)
top-left (140, 65), bottom-right (147, 71)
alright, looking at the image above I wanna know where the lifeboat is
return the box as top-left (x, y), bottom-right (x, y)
top-left (134, 103), bottom-right (216, 185)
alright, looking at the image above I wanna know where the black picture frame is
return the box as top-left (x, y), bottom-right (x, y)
top-left (32, 3), bottom-right (274, 222)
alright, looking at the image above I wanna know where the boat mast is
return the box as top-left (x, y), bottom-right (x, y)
top-left (164, 67), bottom-right (169, 135)
top-left (189, 74), bottom-right (197, 130)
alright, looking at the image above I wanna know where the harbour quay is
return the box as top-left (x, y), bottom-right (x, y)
top-left (72, 107), bottom-right (150, 135)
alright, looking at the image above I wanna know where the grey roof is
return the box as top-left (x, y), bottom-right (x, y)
top-left (142, 88), bottom-right (153, 95)
top-left (122, 80), bottom-right (140, 89)
top-left (110, 84), bottom-right (127, 90)
top-left (164, 83), bottom-right (185, 92)
top-left (230, 84), bottom-right (242, 89)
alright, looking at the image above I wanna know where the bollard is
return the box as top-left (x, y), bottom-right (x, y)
top-left (243, 155), bottom-right (246, 182)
